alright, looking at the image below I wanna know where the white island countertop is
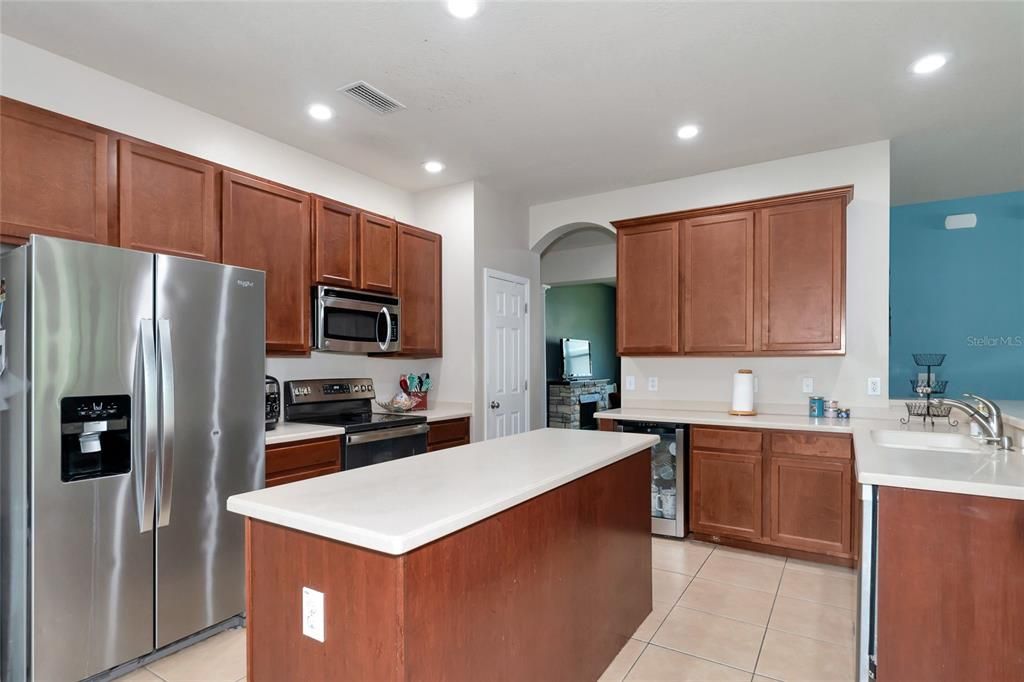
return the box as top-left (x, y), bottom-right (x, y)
top-left (229, 428), bottom-right (659, 555)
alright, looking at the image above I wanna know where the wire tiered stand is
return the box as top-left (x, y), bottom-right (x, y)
top-left (900, 353), bottom-right (958, 427)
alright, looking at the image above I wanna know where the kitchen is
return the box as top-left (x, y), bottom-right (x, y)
top-left (1, 2), bottom-right (1022, 682)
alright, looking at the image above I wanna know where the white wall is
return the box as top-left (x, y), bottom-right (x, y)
top-left (473, 182), bottom-right (544, 439)
top-left (540, 242), bottom-right (616, 285)
top-left (530, 141), bottom-right (892, 409)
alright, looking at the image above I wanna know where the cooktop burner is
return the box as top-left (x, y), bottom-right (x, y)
top-left (282, 378), bottom-right (427, 433)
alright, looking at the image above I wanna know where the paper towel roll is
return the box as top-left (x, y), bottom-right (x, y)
top-left (730, 369), bottom-right (756, 416)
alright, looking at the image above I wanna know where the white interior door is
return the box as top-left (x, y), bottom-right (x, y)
top-left (484, 269), bottom-right (529, 439)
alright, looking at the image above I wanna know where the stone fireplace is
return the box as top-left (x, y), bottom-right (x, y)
top-left (547, 380), bottom-right (616, 430)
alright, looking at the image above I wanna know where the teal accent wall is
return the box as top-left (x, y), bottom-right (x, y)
top-left (545, 284), bottom-right (619, 384)
top-left (890, 190), bottom-right (1024, 399)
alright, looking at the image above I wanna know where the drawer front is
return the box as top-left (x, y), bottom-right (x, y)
top-left (691, 427), bottom-right (763, 453)
top-left (427, 417), bottom-right (470, 447)
top-left (770, 432), bottom-right (851, 459)
top-left (265, 437), bottom-right (341, 476)
top-left (266, 463), bottom-right (340, 488)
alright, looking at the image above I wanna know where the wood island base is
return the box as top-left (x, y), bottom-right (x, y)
top-left (244, 450), bottom-right (652, 682)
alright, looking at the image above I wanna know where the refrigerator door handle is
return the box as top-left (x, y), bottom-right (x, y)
top-left (157, 318), bottom-right (176, 528)
top-left (136, 320), bottom-right (158, 533)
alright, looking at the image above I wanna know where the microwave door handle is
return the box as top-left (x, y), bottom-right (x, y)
top-left (135, 320), bottom-right (158, 533)
top-left (381, 306), bottom-right (392, 351)
top-left (156, 318), bottom-right (175, 528)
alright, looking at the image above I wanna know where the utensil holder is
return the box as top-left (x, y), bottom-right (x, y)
top-left (409, 391), bottom-right (428, 411)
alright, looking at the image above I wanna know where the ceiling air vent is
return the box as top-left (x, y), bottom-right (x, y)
top-left (338, 81), bottom-right (406, 115)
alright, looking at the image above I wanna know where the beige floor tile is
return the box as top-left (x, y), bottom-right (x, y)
top-left (652, 537), bottom-right (713, 575)
top-left (711, 546), bottom-right (786, 568)
top-left (697, 552), bottom-right (783, 593)
top-left (146, 628), bottom-right (246, 682)
top-left (633, 601), bottom-right (673, 642)
top-left (785, 557), bottom-right (858, 581)
top-left (117, 668), bottom-right (163, 682)
top-left (651, 607), bottom-right (766, 672)
top-left (779, 568), bottom-right (858, 610)
top-left (652, 568), bottom-right (691, 605)
top-left (677, 578), bottom-right (776, 626)
top-left (753, 676), bottom-right (779, 682)
top-left (768, 595), bottom-right (855, 647)
top-left (625, 644), bottom-right (750, 681)
top-left (755, 629), bottom-right (855, 682)
top-left (599, 638), bottom-right (647, 682)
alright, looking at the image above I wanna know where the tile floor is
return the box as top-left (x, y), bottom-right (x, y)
top-left (118, 538), bottom-right (856, 682)
top-left (603, 538), bottom-right (858, 682)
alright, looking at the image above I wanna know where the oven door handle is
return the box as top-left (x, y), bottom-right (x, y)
top-left (347, 423), bottom-right (429, 445)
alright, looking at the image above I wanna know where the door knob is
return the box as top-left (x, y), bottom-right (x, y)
top-left (490, 401), bottom-right (500, 409)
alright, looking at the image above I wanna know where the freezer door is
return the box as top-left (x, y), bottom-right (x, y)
top-left (154, 254), bottom-right (265, 647)
top-left (28, 237), bottom-right (156, 681)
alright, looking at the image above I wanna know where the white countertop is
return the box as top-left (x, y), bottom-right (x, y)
top-left (596, 405), bottom-right (1024, 501)
top-left (374, 402), bottom-right (473, 423)
top-left (265, 421), bottom-right (345, 446)
top-left (230, 428), bottom-right (659, 555)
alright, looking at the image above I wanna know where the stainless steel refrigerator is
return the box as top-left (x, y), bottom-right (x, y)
top-left (1, 236), bottom-right (266, 681)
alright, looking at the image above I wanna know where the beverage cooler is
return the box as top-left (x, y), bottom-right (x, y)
top-left (616, 421), bottom-right (688, 537)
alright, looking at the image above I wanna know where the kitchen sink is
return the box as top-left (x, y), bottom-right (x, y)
top-left (871, 429), bottom-right (984, 454)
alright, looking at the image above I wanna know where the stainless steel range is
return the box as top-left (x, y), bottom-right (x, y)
top-left (284, 378), bottom-right (429, 470)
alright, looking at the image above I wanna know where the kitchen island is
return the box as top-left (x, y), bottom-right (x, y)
top-left (227, 428), bottom-right (659, 682)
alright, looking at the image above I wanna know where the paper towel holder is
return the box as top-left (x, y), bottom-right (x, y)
top-left (729, 368), bottom-right (758, 416)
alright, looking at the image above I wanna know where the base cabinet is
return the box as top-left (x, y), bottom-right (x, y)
top-left (427, 417), bottom-right (470, 452)
top-left (768, 454), bottom-right (852, 555)
top-left (265, 437), bottom-right (341, 487)
top-left (690, 450), bottom-right (763, 540)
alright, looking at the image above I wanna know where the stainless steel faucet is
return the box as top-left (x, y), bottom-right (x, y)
top-left (935, 393), bottom-right (1014, 451)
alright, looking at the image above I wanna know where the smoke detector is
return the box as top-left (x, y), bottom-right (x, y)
top-left (338, 81), bottom-right (406, 115)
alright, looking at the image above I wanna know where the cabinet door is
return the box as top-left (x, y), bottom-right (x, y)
top-left (617, 222), bottom-right (680, 354)
top-left (682, 211), bottom-right (755, 353)
top-left (357, 212), bottom-right (397, 294)
top-left (312, 197), bottom-right (358, 287)
top-left (396, 223), bottom-right (442, 356)
top-left (768, 454), bottom-right (852, 555)
top-left (427, 417), bottom-right (470, 451)
top-left (1, 99), bottom-right (110, 245)
top-left (222, 171), bottom-right (311, 354)
top-left (118, 140), bottom-right (219, 260)
top-left (758, 197), bottom-right (845, 352)
top-left (690, 450), bottom-right (763, 540)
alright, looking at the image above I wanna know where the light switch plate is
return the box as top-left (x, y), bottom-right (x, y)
top-left (648, 377), bottom-right (659, 392)
top-left (302, 587), bottom-right (325, 642)
top-left (625, 375), bottom-right (636, 391)
top-left (867, 377), bottom-right (882, 396)
top-left (801, 377), bottom-right (814, 394)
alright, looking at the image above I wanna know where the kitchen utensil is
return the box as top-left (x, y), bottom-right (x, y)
top-left (400, 375), bottom-right (409, 392)
top-left (422, 373), bottom-right (432, 392)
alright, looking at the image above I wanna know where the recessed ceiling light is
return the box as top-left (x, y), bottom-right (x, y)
top-left (423, 160), bottom-right (446, 174)
top-left (910, 53), bottom-right (948, 75)
top-left (447, 0), bottom-right (479, 19)
top-left (676, 124), bottom-right (700, 140)
top-left (307, 103), bottom-right (334, 121)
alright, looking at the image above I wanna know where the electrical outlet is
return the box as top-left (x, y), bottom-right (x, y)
top-left (625, 375), bottom-right (636, 391)
top-left (801, 377), bottom-right (814, 394)
top-left (302, 587), bottom-right (325, 642)
top-left (867, 377), bottom-right (882, 396)
top-left (648, 377), bottom-right (659, 392)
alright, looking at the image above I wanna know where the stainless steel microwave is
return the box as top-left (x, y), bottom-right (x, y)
top-left (312, 286), bottom-right (401, 353)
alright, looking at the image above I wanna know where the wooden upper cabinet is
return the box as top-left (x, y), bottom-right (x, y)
top-left (395, 223), bottom-right (442, 357)
top-left (616, 221), bottom-right (680, 354)
top-left (758, 197), bottom-right (845, 353)
top-left (118, 140), bottom-right (219, 260)
top-left (221, 171), bottom-right (311, 354)
top-left (312, 196), bottom-right (358, 287)
top-left (682, 211), bottom-right (756, 353)
top-left (0, 99), bottom-right (111, 245)
top-left (357, 212), bottom-right (397, 294)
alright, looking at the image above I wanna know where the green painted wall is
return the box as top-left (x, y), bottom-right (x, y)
top-left (545, 284), bottom-right (619, 383)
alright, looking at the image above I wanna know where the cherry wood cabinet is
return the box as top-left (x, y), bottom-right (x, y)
top-left (682, 211), bottom-right (756, 353)
top-left (118, 140), bottom-right (220, 260)
top-left (768, 454), bottom-right (852, 555)
top-left (1, 99), bottom-right (112, 245)
top-left (758, 196), bottom-right (845, 352)
top-left (690, 430), bottom-right (763, 540)
top-left (312, 196), bottom-right (358, 288)
top-left (613, 186), bottom-right (851, 357)
top-left (427, 417), bottom-right (471, 452)
top-left (357, 212), bottom-right (398, 294)
top-left (265, 437), bottom-right (341, 487)
top-left (393, 223), bottom-right (442, 357)
top-left (616, 221), bottom-right (680, 355)
top-left (222, 171), bottom-right (311, 354)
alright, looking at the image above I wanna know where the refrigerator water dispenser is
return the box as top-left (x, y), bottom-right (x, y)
top-left (60, 395), bottom-right (131, 482)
